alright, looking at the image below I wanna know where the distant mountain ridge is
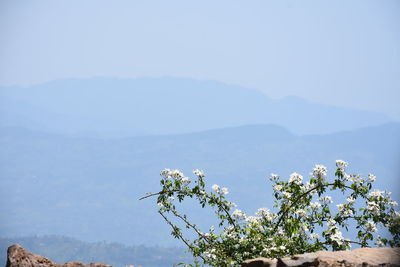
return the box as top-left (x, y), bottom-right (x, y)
top-left (0, 123), bottom-right (399, 246)
top-left (0, 77), bottom-right (394, 137)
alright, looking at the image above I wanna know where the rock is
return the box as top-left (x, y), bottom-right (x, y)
top-left (241, 257), bottom-right (277, 267)
top-left (241, 247), bottom-right (400, 267)
top-left (6, 244), bottom-right (112, 267)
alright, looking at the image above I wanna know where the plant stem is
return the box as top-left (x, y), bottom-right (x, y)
top-left (139, 190), bottom-right (179, 200)
top-left (158, 211), bottom-right (207, 263)
top-left (273, 183), bottom-right (354, 233)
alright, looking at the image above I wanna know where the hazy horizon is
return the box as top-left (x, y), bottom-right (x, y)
top-left (2, 75), bottom-right (400, 120)
top-left (1, 0), bottom-right (400, 119)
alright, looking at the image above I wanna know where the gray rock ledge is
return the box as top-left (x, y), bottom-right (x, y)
top-left (242, 247), bottom-right (400, 267)
top-left (6, 244), bottom-right (112, 267)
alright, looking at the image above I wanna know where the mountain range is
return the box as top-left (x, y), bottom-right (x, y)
top-left (0, 77), bottom-right (394, 137)
top-left (0, 123), bottom-right (399, 246)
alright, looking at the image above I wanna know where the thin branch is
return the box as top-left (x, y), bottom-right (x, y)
top-left (319, 240), bottom-right (369, 248)
top-left (139, 189), bottom-right (179, 200)
top-left (170, 209), bottom-right (241, 264)
top-left (139, 192), bottom-right (162, 200)
top-left (218, 202), bottom-right (238, 229)
top-left (171, 209), bottom-right (211, 244)
top-left (347, 240), bottom-right (370, 247)
top-left (158, 211), bottom-right (206, 263)
top-left (273, 183), bottom-right (355, 233)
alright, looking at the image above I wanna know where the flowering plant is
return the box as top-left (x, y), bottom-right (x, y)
top-left (141, 161), bottom-right (399, 266)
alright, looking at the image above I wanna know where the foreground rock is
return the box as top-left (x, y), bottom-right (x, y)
top-left (242, 247), bottom-right (400, 267)
top-left (6, 244), bottom-right (112, 267)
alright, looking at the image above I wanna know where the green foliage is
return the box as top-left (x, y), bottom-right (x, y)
top-left (143, 161), bottom-right (400, 266)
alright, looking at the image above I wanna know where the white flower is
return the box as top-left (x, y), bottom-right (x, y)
top-left (270, 173), bottom-right (279, 180)
top-left (246, 216), bottom-right (260, 224)
top-left (343, 209), bottom-right (353, 216)
top-left (389, 201), bottom-right (398, 207)
top-left (369, 190), bottom-right (384, 198)
top-left (310, 233), bottom-right (320, 240)
top-left (393, 211), bottom-right (400, 219)
top-left (345, 174), bottom-right (361, 182)
top-left (277, 228), bottom-right (285, 235)
top-left (310, 202), bottom-right (322, 210)
top-left (266, 213), bottom-right (276, 221)
top-left (346, 241), bottom-right (352, 249)
top-left (319, 196), bottom-right (333, 204)
top-left (336, 160), bottom-right (349, 169)
top-left (301, 222), bottom-right (309, 232)
top-left (327, 218), bottom-right (337, 228)
top-left (223, 226), bottom-right (237, 239)
top-left (256, 208), bottom-right (277, 221)
top-left (330, 230), bottom-right (344, 245)
top-left (375, 236), bottom-right (384, 247)
top-left (279, 245), bottom-right (286, 250)
top-left (211, 184), bottom-right (228, 195)
top-left (225, 225), bottom-right (234, 232)
top-left (274, 185), bottom-right (283, 191)
top-left (256, 208), bottom-right (269, 215)
top-left (289, 172), bottom-right (303, 185)
top-left (337, 203), bottom-right (345, 212)
top-left (313, 164), bottom-right (327, 180)
top-left (365, 220), bottom-right (377, 232)
top-left (283, 192), bottom-right (292, 199)
top-left (221, 187), bottom-right (229, 195)
top-left (212, 184), bottom-right (220, 192)
top-left (203, 249), bottom-right (217, 260)
top-left (160, 168), bottom-right (172, 178)
top-left (368, 173), bottom-right (376, 182)
top-left (261, 247), bottom-right (270, 255)
top-left (295, 209), bottom-right (307, 217)
top-left (181, 177), bottom-right (190, 183)
top-left (171, 169), bottom-right (184, 179)
top-left (302, 182), bottom-right (314, 192)
top-left (337, 203), bottom-right (354, 216)
top-left (193, 169), bottom-right (205, 178)
top-left (232, 209), bottom-right (246, 219)
top-left (367, 201), bottom-right (380, 214)
top-left (346, 196), bottom-right (355, 203)
top-left (227, 201), bottom-right (237, 208)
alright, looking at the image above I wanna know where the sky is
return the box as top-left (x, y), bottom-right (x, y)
top-left (0, 0), bottom-right (399, 119)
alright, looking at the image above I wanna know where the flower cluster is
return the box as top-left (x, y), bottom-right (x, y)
top-left (142, 160), bottom-right (400, 267)
top-left (312, 164), bottom-right (328, 181)
top-left (212, 184), bottom-right (229, 195)
top-left (289, 172), bottom-right (303, 185)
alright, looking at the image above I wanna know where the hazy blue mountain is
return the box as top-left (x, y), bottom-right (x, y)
top-left (0, 236), bottom-right (192, 267)
top-left (0, 123), bottom-right (399, 246)
top-left (0, 77), bottom-right (394, 137)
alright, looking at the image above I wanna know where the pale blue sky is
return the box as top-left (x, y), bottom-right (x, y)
top-left (1, 0), bottom-right (399, 118)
